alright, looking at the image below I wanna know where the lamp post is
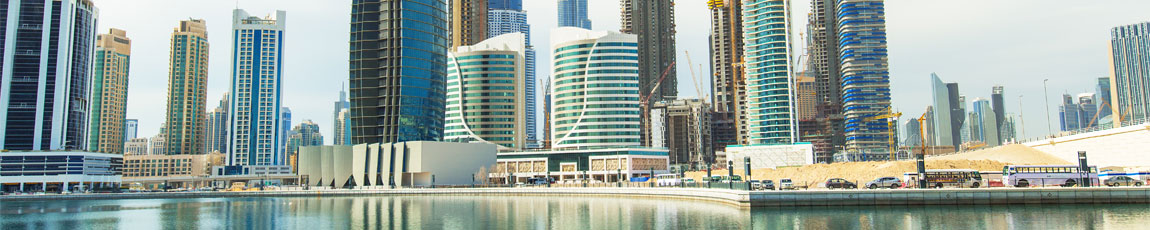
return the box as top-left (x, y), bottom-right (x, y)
top-left (1043, 79), bottom-right (1052, 136)
top-left (727, 160), bottom-right (734, 190)
top-left (1018, 94), bottom-right (1027, 140)
top-left (744, 157), bottom-right (752, 191)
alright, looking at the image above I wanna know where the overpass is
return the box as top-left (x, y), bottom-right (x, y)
top-left (1023, 122), bottom-right (1150, 167)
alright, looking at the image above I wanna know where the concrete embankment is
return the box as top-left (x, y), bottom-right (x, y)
top-left (3, 187), bottom-right (1148, 208)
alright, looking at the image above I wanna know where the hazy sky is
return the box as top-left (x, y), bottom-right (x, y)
top-left (99, 0), bottom-right (1149, 143)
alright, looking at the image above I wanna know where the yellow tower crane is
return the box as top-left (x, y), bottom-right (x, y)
top-left (862, 107), bottom-right (902, 160)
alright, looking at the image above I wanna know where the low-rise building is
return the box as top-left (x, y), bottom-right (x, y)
top-left (493, 147), bottom-right (670, 183)
top-left (122, 153), bottom-right (222, 178)
top-left (124, 138), bottom-right (149, 156)
top-left (298, 141), bottom-right (498, 189)
top-left (725, 143), bottom-right (815, 169)
top-left (0, 151), bottom-right (123, 193)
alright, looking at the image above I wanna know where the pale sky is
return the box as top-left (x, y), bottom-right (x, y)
top-left (99, 0), bottom-right (1150, 143)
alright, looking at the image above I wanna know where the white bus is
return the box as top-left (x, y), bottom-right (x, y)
top-left (903, 169), bottom-right (983, 188)
top-left (654, 174), bottom-right (682, 187)
top-left (1003, 165), bottom-right (1099, 187)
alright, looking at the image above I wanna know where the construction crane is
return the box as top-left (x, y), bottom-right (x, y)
top-left (862, 107), bottom-right (902, 160)
top-left (684, 51), bottom-right (706, 100)
top-left (640, 62), bottom-right (677, 146)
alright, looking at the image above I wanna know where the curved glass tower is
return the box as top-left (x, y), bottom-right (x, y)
top-left (741, 0), bottom-right (795, 145)
top-left (350, 0), bottom-right (448, 143)
top-left (445, 33), bottom-right (527, 150)
top-left (550, 28), bottom-right (640, 149)
top-left (837, 0), bottom-right (891, 152)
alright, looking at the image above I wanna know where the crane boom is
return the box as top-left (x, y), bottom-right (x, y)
top-left (642, 62), bottom-right (677, 104)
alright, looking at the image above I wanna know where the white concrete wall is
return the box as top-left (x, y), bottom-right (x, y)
top-left (412, 141), bottom-right (498, 186)
top-left (727, 143), bottom-right (815, 169)
top-left (321, 146), bottom-right (334, 187)
top-left (1024, 124), bottom-right (1150, 167)
top-left (333, 146), bottom-right (354, 188)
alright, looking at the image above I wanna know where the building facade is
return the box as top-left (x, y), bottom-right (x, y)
top-left (1060, 93), bottom-right (1100, 131)
top-left (649, 99), bottom-right (713, 170)
top-left (164, 19), bottom-right (210, 155)
top-left (122, 153), bottom-right (217, 178)
top-left (971, 98), bottom-right (999, 147)
top-left (741, 0), bottom-right (795, 145)
top-left (805, 0), bottom-right (845, 157)
top-left (837, 0), bottom-right (892, 153)
top-left (204, 95), bottom-right (228, 154)
top-left (450, 0), bottom-right (487, 49)
top-left (494, 148), bottom-right (669, 183)
top-left (0, 0), bottom-right (99, 151)
top-left (991, 86), bottom-right (1006, 143)
top-left (445, 33), bottom-right (528, 150)
top-left (349, 0), bottom-right (448, 144)
top-left (486, 1), bottom-right (536, 144)
top-left (287, 120), bottom-right (323, 171)
top-left (1096, 77), bottom-right (1113, 122)
top-left (550, 28), bottom-right (641, 149)
top-left (298, 142), bottom-right (497, 188)
top-left (621, 0), bottom-right (678, 109)
top-left (87, 28), bottom-right (132, 154)
top-left (707, 0), bottom-right (746, 146)
top-left (124, 138), bottom-right (149, 156)
top-left (557, 0), bottom-right (591, 29)
top-left (0, 151), bottom-right (122, 193)
top-left (227, 10), bottom-right (287, 168)
top-left (1109, 22), bottom-right (1150, 125)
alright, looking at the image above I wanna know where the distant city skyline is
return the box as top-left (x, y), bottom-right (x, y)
top-left (87, 0), bottom-right (1150, 142)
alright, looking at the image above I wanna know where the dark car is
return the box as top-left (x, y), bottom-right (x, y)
top-left (866, 177), bottom-right (904, 189)
top-left (1104, 176), bottom-right (1144, 187)
top-left (825, 178), bottom-right (857, 189)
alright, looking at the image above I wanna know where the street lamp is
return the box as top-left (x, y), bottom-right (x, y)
top-left (1043, 79), bottom-right (1053, 136)
top-left (1018, 94), bottom-right (1027, 139)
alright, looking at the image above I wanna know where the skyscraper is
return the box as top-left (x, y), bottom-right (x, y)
top-left (332, 87), bottom-right (350, 145)
top-left (226, 9), bottom-right (287, 167)
top-left (838, 0), bottom-right (892, 153)
top-left (1109, 22), bottom-right (1150, 125)
top-left (205, 93), bottom-right (229, 154)
top-left (350, 0), bottom-right (448, 144)
top-left (621, 0), bottom-right (677, 105)
top-left (903, 118), bottom-right (922, 147)
top-left (806, 0), bottom-right (845, 156)
top-left (550, 27), bottom-right (640, 149)
top-left (1058, 94), bottom-right (1082, 131)
top-left (1096, 77), bottom-right (1112, 121)
top-left (279, 107), bottom-right (291, 164)
top-left (164, 19), bottom-right (210, 155)
top-left (971, 98), bottom-right (1000, 147)
top-left (557, 0), bottom-right (591, 29)
top-left (0, 0), bottom-right (98, 151)
top-left (124, 119), bottom-right (139, 142)
top-left (450, 0), bottom-right (487, 49)
top-left (445, 33), bottom-right (528, 150)
top-left (930, 73), bottom-right (964, 151)
top-left (487, 0), bottom-right (536, 144)
top-left (650, 99), bottom-right (713, 170)
top-left (991, 86), bottom-right (1006, 143)
top-left (741, 0), bottom-right (795, 145)
top-left (707, 0), bottom-right (746, 146)
top-left (88, 28), bottom-right (132, 154)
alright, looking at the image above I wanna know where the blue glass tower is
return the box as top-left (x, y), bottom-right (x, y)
top-left (349, 0), bottom-right (448, 143)
top-left (558, 0), bottom-right (591, 29)
top-left (227, 9), bottom-right (288, 166)
top-left (837, 0), bottom-right (892, 153)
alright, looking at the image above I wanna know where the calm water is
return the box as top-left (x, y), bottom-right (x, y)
top-left (1, 195), bottom-right (1148, 229)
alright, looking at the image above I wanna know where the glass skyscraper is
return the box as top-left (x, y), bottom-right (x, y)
top-left (227, 9), bottom-right (287, 166)
top-left (87, 28), bottom-right (132, 154)
top-left (1109, 22), bottom-right (1150, 125)
top-left (487, 0), bottom-right (536, 144)
top-left (837, 0), bottom-right (892, 153)
top-left (741, 0), bottom-right (795, 145)
top-left (350, 0), bottom-right (448, 143)
top-left (0, 0), bottom-right (99, 151)
top-left (550, 27), bottom-right (640, 149)
top-left (558, 0), bottom-right (591, 29)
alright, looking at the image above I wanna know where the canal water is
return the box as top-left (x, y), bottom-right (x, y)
top-left (1, 195), bottom-right (1147, 229)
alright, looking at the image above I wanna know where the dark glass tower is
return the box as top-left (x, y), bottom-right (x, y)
top-left (349, 0), bottom-right (448, 144)
top-left (0, 0), bottom-right (99, 151)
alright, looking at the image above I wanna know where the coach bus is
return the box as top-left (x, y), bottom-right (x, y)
top-left (1003, 165), bottom-right (1099, 187)
top-left (903, 169), bottom-right (983, 188)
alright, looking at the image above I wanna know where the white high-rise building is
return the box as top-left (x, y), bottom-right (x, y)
top-left (226, 9), bottom-right (287, 167)
top-left (549, 28), bottom-right (641, 149)
top-left (445, 33), bottom-right (528, 150)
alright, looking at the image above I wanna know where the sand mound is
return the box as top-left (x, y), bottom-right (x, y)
top-left (686, 145), bottom-right (1069, 188)
top-left (931, 144), bottom-right (1070, 165)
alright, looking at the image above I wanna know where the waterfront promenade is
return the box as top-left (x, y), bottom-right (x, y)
top-left (4, 187), bottom-right (1149, 208)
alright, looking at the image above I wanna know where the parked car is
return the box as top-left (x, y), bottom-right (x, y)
top-left (825, 178), bottom-right (857, 189)
top-left (761, 180), bottom-right (775, 190)
top-left (780, 178), bottom-right (795, 190)
top-left (1104, 176), bottom-right (1144, 187)
top-left (866, 177), bottom-right (904, 189)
